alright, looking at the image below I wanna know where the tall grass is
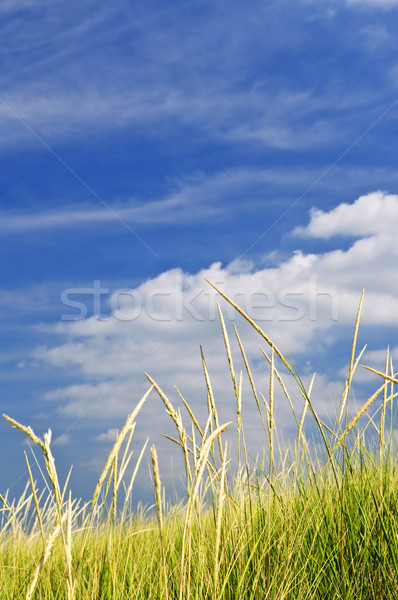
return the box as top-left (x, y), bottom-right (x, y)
top-left (1, 284), bottom-right (398, 599)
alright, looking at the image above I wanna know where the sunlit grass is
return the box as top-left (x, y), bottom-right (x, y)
top-left (1, 284), bottom-right (398, 599)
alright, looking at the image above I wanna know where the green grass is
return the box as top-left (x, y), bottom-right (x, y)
top-left (1, 284), bottom-right (398, 599)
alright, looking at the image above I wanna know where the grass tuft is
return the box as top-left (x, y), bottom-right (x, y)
top-left (1, 286), bottom-right (398, 599)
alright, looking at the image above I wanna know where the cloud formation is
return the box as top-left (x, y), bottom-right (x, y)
top-left (346, 0), bottom-right (398, 6)
top-left (294, 191), bottom-right (398, 238)
top-left (31, 191), bottom-right (398, 436)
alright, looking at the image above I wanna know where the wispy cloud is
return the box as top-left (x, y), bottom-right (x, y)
top-left (0, 1), bottom-right (393, 154)
top-left (2, 168), bottom-right (398, 236)
top-left (0, 167), bottom-right (312, 234)
top-left (346, 0), bottom-right (398, 7)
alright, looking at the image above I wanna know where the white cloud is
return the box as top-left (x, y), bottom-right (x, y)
top-left (0, 166), bottom-right (336, 235)
top-left (361, 24), bottom-right (392, 48)
top-left (0, 0), bottom-right (392, 161)
top-left (20, 189), bottom-right (398, 496)
top-left (4, 167), bottom-right (398, 236)
top-left (294, 191), bottom-right (398, 238)
top-left (53, 433), bottom-right (70, 446)
top-left (31, 191), bottom-right (398, 429)
top-left (0, 168), bottom-right (270, 233)
top-left (346, 0), bottom-right (398, 6)
top-left (0, 0), bottom-right (42, 13)
top-left (95, 429), bottom-right (118, 442)
top-left (0, 85), bottom-right (356, 153)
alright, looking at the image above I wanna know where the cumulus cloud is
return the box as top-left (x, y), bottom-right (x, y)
top-left (20, 189), bottom-right (398, 492)
top-left (30, 191), bottom-right (398, 435)
top-left (294, 191), bottom-right (398, 238)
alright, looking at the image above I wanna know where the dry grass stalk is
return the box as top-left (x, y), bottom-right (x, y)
top-left (3, 415), bottom-right (42, 448)
top-left (336, 345), bottom-right (367, 427)
top-left (2, 416), bottom-right (74, 594)
top-left (151, 445), bottom-right (169, 599)
top-left (112, 455), bottom-right (118, 524)
top-left (217, 302), bottom-right (238, 396)
top-left (200, 346), bottom-right (224, 462)
top-left (345, 289), bottom-right (365, 428)
top-left (296, 374), bottom-right (316, 451)
top-left (180, 422), bottom-right (232, 600)
top-left (91, 385), bottom-right (152, 508)
top-left (336, 381), bottom-right (389, 447)
top-left (176, 386), bottom-right (203, 436)
top-left (24, 451), bottom-right (45, 543)
top-left (361, 365), bottom-right (398, 385)
top-left (237, 370), bottom-right (242, 433)
top-left (26, 514), bottom-right (67, 600)
top-left (65, 490), bottom-right (74, 600)
top-left (213, 443), bottom-right (228, 600)
top-left (380, 347), bottom-right (390, 465)
top-left (0, 491), bottom-right (35, 562)
top-left (124, 439), bottom-right (149, 505)
top-left (234, 325), bottom-right (268, 434)
top-left (117, 425), bottom-right (135, 489)
top-left (146, 373), bottom-right (192, 486)
top-left (269, 348), bottom-right (275, 475)
top-left (260, 346), bottom-right (298, 428)
top-left (206, 279), bottom-right (293, 373)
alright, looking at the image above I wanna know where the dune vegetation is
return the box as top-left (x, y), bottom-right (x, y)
top-left (1, 283), bottom-right (398, 599)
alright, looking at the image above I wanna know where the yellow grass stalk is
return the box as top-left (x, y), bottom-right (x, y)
top-left (260, 393), bottom-right (270, 445)
top-left (234, 324), bottom-right (267, 434)
top-left (117, 424), bottom-right (135, 488)
top-left (296, 373), bottom-right (316, 450)
top-left (146, 373), bottom-right (192, 486)
top-left (112, 454), bottom-right (118, 524)
top-left (2, 415), bottom-right (42, 448)
top-left (3, 417), bottom-right (63, 513)
top-left (180, 422), bottom-right (232, 600)
top-left (3, 416), bottom-right (75, 598)
top-left (124, 438), bottom-right (149, 505)
top-left (206, 280), bottom-right (292, 373)
top-left (91, 385), bottom-right (152, 509)
top-left (191, 422), bottom-right (198, 472)
top-left (217, 301), bottom-right (238, 396)
top-left (336, 381), bottom-right (389, 449)
top-left (389, 356), bottom-right (395, 461)
top-left (361, 365), bottom-right (398, 385)
top-left (24, 451), bottom-right (45, 543)
top-left (61, 466), bottom-right (74, 505)
top-left (65, 490), bottom-right (74, 600)
top-left (26, 514), bottom-right (67, 600)
top-left (336, 345), bottom-right (367, 427)
top-left (0, 491), bottom-right (36, 562)
top-left (344, 289), bottom-right (365, 428)
top-left (176, 386), bottom-right (203, 436)
top-left (380, 347), bottom-right (390, 465)
top-left (213, 443), bottom-right (228, 600)
top-left (116, 449), bottom-right (134, 492)
top-left (200, 346), bottom-right (224, 462)
top-left (237, 370), bottom-right (242, 433)
top-left (151, 445), bottom-right (169, 600)
top-left (260, 344), bottom-right (297, 414)
top-left (269, 348), bottom-right (275, 475)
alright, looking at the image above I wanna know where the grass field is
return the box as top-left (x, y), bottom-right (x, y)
top-left (1, 284), bottom-right (398, 599)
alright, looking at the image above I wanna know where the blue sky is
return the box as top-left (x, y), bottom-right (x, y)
top-left (1, 0), bottom-right (398, 503)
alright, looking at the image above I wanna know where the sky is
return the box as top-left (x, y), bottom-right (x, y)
top-left (1, 0), bottom-right (398, 504)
